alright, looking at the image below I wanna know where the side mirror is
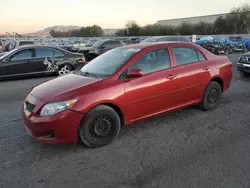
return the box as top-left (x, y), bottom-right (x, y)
top-left (3, 57), bottom-right (10, 63)
top-left (100, 45), bottom-right (105, 49)
top-left (127, 68), bottom-right (143, 78)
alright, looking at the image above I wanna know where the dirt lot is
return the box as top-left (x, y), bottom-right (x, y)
top-left (0, 54), bottom-right (249, 188)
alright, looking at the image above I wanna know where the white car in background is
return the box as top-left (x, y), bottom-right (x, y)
top-left (7, 40), bottom-right (35, 51)
top-left (72, 41), bottom-right (86, 52)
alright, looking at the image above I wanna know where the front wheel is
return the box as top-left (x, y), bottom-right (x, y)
top-left (200, 81), bottom-right (222, 111)
top-left (239, 71), bottom-right (249, 78)
top-left (78, 105), bottom-right (121, 148)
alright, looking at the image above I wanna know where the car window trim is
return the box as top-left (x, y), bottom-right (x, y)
top-left (9, 49), bottom-right (34, 62)
top-left (119, 46), bottom-right (173, 80)
top-left (196, 49), bottom-right (207, 62)
top-left (170, 46), bottom-right (205, 67)
top-left (34, 47), bottom-right (64, 59)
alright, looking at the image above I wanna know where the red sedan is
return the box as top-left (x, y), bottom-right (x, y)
top-left (23, 42), bottom-right (232, 148)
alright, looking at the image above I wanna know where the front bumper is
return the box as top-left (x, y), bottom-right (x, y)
top-left (22, 94), bottom-right (84, 144)
top-left (237, 63), bottom-right (250, 73)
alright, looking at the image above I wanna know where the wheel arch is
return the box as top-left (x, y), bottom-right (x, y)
top-left (83, 102), bottom-right (125, 126)
top-left (210, 76), bottom-right (224, 92)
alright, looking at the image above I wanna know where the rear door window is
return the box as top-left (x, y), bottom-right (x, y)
top-left (197, 51), bottom-right (206, 61)
top-left (35, 48), bottom-right (63, 58)
top-left (173, 47), bottom-right (199, 66)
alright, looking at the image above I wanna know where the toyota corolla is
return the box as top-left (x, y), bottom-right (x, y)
top-left (23, 42), bottom-right (232, 148)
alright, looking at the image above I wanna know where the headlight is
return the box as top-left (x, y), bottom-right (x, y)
top-left (40, 99), bottom-right (77, 116)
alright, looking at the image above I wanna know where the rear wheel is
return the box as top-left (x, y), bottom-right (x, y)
top-left (78, 105), bottom-right (121, 148)
top-left (200, 81), bottom-right (222, 111)
top-left (57, 64), bottom-right (72, 75)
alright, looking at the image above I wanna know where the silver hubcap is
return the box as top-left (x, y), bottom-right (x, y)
top-left (58, 65), bottom-right (71, 75)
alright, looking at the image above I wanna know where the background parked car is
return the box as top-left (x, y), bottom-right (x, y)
top-left (0, 45), bottom-right (86, 80)
top-left (2, 40), bottom-right (35, 52)
top-left (140, 36), bottom-right (191, 43)
top-left (120, 38), bottom-right (134, 45)
top-left (237, 52), bottom-right (250, 77)
top-left (72, 41), bottom-right (86, 52)
top-left (0, 52), bottom-right (7, 57)
top-left (85, 38), bottom-right (99, 47)
top-left (78, 39), bottom-right (126, 61)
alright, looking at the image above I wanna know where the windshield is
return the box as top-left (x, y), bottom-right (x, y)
top-left (92, 40), bottom-right (105, 48)
top-left (0, 48), bottom-right (18, 60)
top-left (80, 48), bottom-right (140, 77)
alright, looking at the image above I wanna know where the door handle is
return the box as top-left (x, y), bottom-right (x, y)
top-left (166, 74), bottom-right (176, 80)
top-left (203, 66), bottom-right (210, 70)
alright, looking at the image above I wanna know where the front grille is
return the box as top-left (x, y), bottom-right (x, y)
top-left (25, 101), bottom-right (35, 113)
top-left (238, 56), bottom-right (250, 64)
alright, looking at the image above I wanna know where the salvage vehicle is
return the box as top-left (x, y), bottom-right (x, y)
top-left (237, 52), bottom-right (250, 77)
top-left (141, 36), bottom-right (191, 43)
top-left (0, 52), bottom-right (7, 57)
top-left (72, 41), bottom-right (86, 52)
top-left (85, 38), bottom-right (99, 47)
top-left (0, 40), bottom-right (4, 52)
top-left (78, 39), bottom-right (126, 61)
top-left (0, 45), bottom-right (85, 80)
top-left (23, 42), bottom-right (232, 148)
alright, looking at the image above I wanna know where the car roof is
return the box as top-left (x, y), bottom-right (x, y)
top-left (15, 45), bottom-right (61, 50)
top-left (119, 42), bottom-right (192, 49)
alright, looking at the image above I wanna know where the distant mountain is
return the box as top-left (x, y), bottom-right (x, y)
top-left (23, 25), bottom-right (81, 37)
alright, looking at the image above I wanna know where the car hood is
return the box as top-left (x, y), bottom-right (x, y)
top-left (30, 73), bottom-right (102, 102)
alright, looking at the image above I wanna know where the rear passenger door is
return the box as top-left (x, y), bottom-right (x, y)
top-left (170, 45), bottom-right (211, 104)
top-left (31, 47), bottom-right (64, 73)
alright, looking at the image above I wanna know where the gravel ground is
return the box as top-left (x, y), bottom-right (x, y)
top-left (0, 54), bottom-right (249, 188)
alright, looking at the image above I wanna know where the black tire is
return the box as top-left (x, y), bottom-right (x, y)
top-left (200, 81), bottom-right (222, 111)
top-left (239, 71), bottom-right (250, 78)
top-left (78, 105), bottom-right (121, 148)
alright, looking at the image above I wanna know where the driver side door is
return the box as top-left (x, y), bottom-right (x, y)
top-left (0, 49), bottom-right (34, 77)
top-left (123, 47), bottom-right (179, 122)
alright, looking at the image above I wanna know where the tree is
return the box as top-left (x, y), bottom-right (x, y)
top-left (125, 20), bottom-right (140, 36)
top-left (193, 21), bottom-right (214, 35)
top-left (227, 3), bottom-right (250, 34)
top-left (176, 22), bottom-right (194, 35)
top-left (49, 25), bottom-right (104, 37)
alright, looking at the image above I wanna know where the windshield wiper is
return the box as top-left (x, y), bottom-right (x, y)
top-left (80, 71), bottom-right (97, 78)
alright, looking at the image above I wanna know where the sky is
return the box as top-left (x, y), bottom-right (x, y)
top-left (0, 0), bottom-right (249, 34)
